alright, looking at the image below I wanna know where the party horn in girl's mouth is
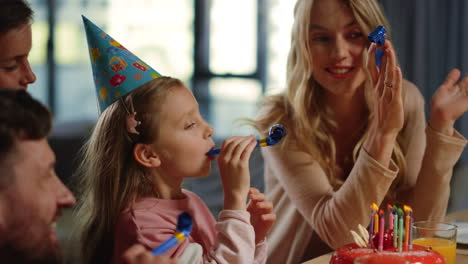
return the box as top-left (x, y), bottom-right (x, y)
top-left (368, 25), bottom-right (387, 68)
top-left (151, 212), bottom-right (193, 255)
top-left (207, 124), bottom-right (287, 156)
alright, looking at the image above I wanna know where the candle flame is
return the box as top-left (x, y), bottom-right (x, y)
top-left (387, 204), bottom-right (393, 210)
top-left (379, 209), bottom-right (384, 215)
top-left (371, 203), bottom-right (379, 211)
top-left (403, 205), bottom-right (413, 213)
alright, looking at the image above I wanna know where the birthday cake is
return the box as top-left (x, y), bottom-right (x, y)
top-left (329, 204), bottom-right (445, 264)
top-left (330, 243), bottom-right (444, 264)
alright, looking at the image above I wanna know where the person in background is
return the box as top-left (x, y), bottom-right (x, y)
top-left (0, 0), bottom-right (37, 89)
top-left (0, 88), bottom-right (75, 264)
top-left (255, 0), bottom-right (468, 263)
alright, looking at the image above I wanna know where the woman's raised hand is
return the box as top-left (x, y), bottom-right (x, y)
top-left (363, 40), bottom-right (404, 167)
top-left (429, 68), bottom-right (468, 136)
top-left (366, 40), bottom-right (404, 138)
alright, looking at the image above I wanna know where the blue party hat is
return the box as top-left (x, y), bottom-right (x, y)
top-left (82, 16), bottom-right (162, 113)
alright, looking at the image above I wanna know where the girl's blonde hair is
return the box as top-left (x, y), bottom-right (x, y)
top-left (74, 76), bottom-right (183, 264)
top-left (256, 0), bottom-right (406, 200)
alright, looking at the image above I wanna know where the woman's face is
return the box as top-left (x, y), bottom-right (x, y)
top-left (309, 0), bottom-right (367, 98)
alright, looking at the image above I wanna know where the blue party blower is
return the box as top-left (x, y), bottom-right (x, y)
top-left (206, 124), bottom-right (287, 156)
top-left (151, 212), bottom-right (193, 256)
top-left (368, 25), bottom-right (387, 68)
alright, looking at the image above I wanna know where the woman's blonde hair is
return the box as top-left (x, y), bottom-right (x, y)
top-left (256, 0), bottom-right (406, 199)
top-left (74, 77), bottom-right (183, 264)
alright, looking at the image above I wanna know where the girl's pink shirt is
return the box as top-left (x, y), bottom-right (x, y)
top-left (112, 189), bottom-right (266, 264)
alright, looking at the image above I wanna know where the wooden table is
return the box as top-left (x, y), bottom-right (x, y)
top-left (303, 210), bottom-right (468, 264)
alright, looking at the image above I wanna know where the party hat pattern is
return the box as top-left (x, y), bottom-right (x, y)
top-left (82, 15), bottom-right (161, 112)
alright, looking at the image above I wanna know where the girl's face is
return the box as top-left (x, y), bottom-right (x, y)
top-left (309, 0), bottom-right (367, 98)
top-left (153, 86), bottom-right (215, 179)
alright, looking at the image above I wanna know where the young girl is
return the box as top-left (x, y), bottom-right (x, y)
top-left (76, 18), bottom-right (275, 264)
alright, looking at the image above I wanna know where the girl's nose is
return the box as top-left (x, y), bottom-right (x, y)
top-left (20, 61), bottom-right (36, 87)
top-left (205, 124), bottom-right (214, 138)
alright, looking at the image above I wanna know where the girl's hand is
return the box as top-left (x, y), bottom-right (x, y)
top-left (247, 188), bottom-right (276, 244)
top-left (122, 244), bottom-right (180, 264)
top-left (429, 68), bottom-right (468, 136)
top-left (218, 135), bottom-right (257, 210)
top-left (366, 41), bottom-right (404, 138)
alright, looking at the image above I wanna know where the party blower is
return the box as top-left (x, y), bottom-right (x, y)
top-left (207, 124), bottom-right (287, 156)
top-left (151, 212), bottom-right (193, 256)
top-left (368, 25), bottom-right (387, 68)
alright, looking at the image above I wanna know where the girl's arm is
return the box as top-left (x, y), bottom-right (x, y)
top-left (202, 135), bottom-right (267, 263)
top-left (217, 135), bottom-right (257, 211)
top-left (177, 211), bottom-right (266, 264)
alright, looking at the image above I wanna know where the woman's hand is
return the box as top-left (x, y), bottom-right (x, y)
top-left (218, 135), bottom-right (257, 210)
top-left (429, 68), bottom-right (468, 136)
top-left (122, 244), bottom-right (180, 264)
top-left (364, 40), bottom-right (404, 166)
top-left (366, 40), bottom-right (404, 138)
top-left (247, 188), bottom-right (276, 244)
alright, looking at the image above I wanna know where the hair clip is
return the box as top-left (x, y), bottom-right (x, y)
top-left (126, 112), bottom-right (141, 135)
top-left (120, 97), bottom-right (140, 135)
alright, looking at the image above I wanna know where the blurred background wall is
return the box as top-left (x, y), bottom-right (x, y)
top-left (25, 0), bottom-right (468, 223)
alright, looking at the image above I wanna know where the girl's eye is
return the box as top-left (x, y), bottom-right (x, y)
top-left (2, 65), bottom-right (18, 72)
top-left (185, 122), bottom-right (196, 129)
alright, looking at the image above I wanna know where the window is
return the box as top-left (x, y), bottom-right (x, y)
top-left (29, 0), bottom-right (193, 122)
top-left (27, 0), bottom-right (297, 138)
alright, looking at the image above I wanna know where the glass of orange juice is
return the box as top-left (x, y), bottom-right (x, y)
top-left (354, 254), bottom-right (409, 264)
top-left (412, 221), bottom-right (457, 264)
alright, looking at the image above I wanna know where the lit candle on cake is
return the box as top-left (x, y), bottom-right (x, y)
top-left (369, 203), bottom-right (379, 247)
top-left (393, 205), bottom-right (398, 248)
top-left (373, 203), bottom-right (379, 235)
top-left (404, 205), bottom-right (412, 248)
top-left (388, 204), bottom-right (394, 231)
top-left (398, 208), bottom-right (404, 252)
top-left (378, 210), bottom-right (385, 251)
top-left (407, 206), bottom-right (413, 249)
top-left (369, 205), bottom-right (375, 246)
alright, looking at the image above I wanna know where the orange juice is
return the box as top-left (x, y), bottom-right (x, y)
top-left (412, 237), bottom-right (456, 264)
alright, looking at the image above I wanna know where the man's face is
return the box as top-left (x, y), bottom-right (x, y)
top-left (0, 138), bottom-right (76, 263)
top-left (0, 23), bottom-right (36, 89)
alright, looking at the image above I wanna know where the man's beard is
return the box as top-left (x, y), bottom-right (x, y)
top-left (0, 242), bottom-right (62, 264)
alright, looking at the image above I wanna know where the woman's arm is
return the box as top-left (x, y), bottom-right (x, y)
top-left (261, 144), bottom-right (398, 249)
top-left (408, 69), bottom-right (468, 221)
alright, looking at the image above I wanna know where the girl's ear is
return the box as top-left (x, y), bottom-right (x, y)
top-left (133, 143), bottom-right (161, 168)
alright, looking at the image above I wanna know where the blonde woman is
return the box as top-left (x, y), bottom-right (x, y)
top-left (255, 0), bottom-right (468, 263)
